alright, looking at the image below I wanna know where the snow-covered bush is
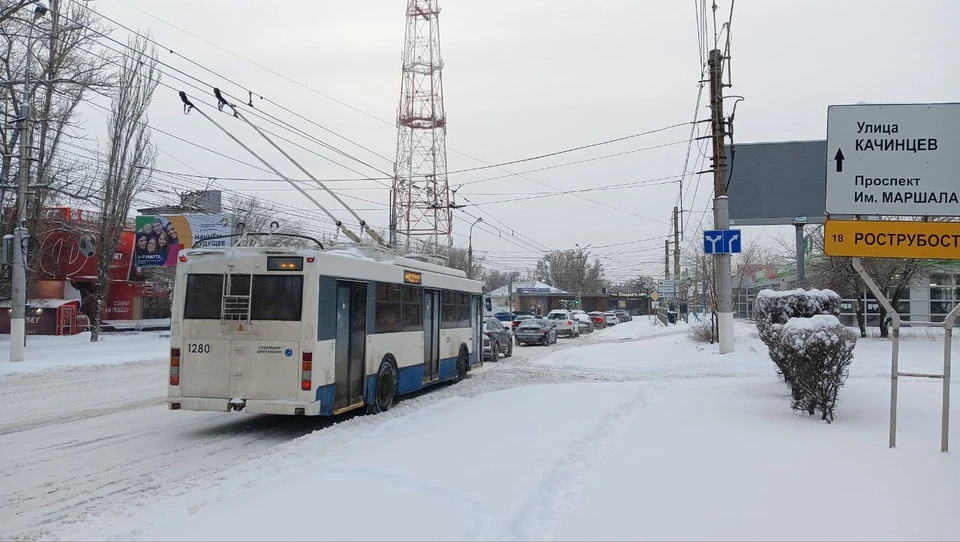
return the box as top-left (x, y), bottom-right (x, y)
top-left (755, 289), bottom-right (855, 422)
top-left (755, 288), bottom-right (841, 338)
top-left (772, 315), bottom-right (857, 422)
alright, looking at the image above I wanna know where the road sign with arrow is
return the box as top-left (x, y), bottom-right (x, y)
top-left (825, 103), bottom-right (960, 216)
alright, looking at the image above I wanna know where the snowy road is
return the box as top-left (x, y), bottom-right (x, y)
top-left (0, 321), bottom-right (679, 540)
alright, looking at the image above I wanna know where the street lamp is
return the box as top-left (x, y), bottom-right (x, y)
top-left (574, 243), bottom-right (591, 310)
top-left (10, 3), bottom-right (81, 361)
top-left (467, 217), bottom-right (483, 280)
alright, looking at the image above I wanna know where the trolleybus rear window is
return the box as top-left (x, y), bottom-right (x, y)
top-left (251, 275), bottom-right (303, 321)
top-left (182, 274), bottom-right (304, 321)
top-left (183, 274), bottom-right (223, 320)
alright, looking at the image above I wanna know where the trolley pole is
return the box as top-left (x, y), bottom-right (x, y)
top-left (709, 48), bottom-right (734, 354)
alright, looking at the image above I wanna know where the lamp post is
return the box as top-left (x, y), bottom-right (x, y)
top-left (574, 243), bottom-right (591, 310)
top-left (10, 2), bottom-right (80, 361)
top-left (467, 217), bottom-right (482, 279)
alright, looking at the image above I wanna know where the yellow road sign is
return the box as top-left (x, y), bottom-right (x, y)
top-left (651, 291), bottom-right (660, 301)
top-left (824, 219), bottom-right (960, 259)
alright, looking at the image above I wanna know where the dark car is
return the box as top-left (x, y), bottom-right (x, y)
top-left (514, 318), bottom-right (557, 346)
top-left (511, 314), bottom-right (535, 332)
top-left (483, 317), bottom-right (513, 361)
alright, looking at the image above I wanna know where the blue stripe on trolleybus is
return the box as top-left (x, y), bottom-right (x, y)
top-left (438, 357), bottom-right (457, 380)
top-left (397, 365), bottom-right (423, 395)
top-left (315, 384), bottom-right (335, 416)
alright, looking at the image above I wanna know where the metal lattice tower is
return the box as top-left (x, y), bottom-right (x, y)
top-left (390, 0), bottom-right (451, 248)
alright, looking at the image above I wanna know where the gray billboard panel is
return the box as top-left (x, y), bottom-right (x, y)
top-left (725, 140), bottom-right (827, 226)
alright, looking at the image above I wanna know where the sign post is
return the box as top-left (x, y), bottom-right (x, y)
top-left (825, 102), bottom-right (960, 453)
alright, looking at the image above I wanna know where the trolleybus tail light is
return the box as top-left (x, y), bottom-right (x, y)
top-left (178, 255), bottom-right (188, 263)
top-left (301, 352), bottom-right (312, 391)
top-left (170, 348), bottom-right (181, 386)
top-left (306, 256), bottom-right (315, 263)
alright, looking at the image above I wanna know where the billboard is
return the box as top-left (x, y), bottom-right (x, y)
top-left (725, 141), bottom-right (827, 226)
top-left (36, 228), bottom-right (135, 282)
top-left (133, 214), bottom-right (232, 268)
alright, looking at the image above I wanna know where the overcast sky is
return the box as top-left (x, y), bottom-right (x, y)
top-left (74, 0), bottom-right (959, 281)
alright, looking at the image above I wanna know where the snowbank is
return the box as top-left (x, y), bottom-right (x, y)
top-left (0, 332), bottom-right (168, 378)
top-left (593, 318), bottom-right (690, 342)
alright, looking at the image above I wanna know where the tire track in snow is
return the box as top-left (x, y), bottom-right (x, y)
top-left (498, 385), bottom-right (655, 541)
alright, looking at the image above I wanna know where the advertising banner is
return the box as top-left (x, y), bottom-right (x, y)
top-left (133, 214), bottom-right (232, 268)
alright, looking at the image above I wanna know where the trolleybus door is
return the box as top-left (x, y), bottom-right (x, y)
top-left (335, 282), bottom-right (367, 409)
top-left (423, 290), bottom-right (441, 382)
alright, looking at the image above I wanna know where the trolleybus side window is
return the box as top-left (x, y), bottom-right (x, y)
top-left (375, 282), bottom-right (401, 333)
top-left (458, 292), bottom-right (470, 327)
top-left (441, 290), bottom-right (469, 329)
top-left (250, 275), bottom-right (304, 321)
top-left (183, 274), bottom-right (224, 320)
top-left (401, 286), bottom-right (423, 332)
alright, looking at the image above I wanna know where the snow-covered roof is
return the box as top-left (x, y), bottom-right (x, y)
top-left (488, 280), bottom-right (566, 297)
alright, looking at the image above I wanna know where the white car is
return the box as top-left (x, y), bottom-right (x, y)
top-left (603, 311), bottom-right (620, 326)
top-left (546, 309), bottom-right (579, 338)
top-left (573, 313), bottom-right (594, 334)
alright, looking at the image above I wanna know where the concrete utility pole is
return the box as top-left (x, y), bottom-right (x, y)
top-left (664, 239), bottom-right (670, 280)
top-left (709, 48), bottom-right (734, 354)
top-left (10, 8), bottom-right (44, 362)
top-left (794, 216), bottom-right (806, 286)
top-left (467, 217), bottom-right (482, 280)
top-left (673, 206), bottom-right (681, 308)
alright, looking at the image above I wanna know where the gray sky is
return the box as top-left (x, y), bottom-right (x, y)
top-left (76, 0), bottom-right (959, 281)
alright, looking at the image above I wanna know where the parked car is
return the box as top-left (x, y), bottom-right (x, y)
top-left (493, 311), bottom-right (513, 323)
top-left (546, 309), bottom-right (579, 338)
top-left (483, 317), bottom-right (513, 361)
top-left (515, 317), bottom-right (557, 346)
top-left (603, 311), bottom-right (620, 326)
top-left (614, 310), bottom-right (632, 323)
top-left (511, 314), bottom-right (536, 332)
top-left (573, 313), bottom-right (594, 334)
top-left (587, 311), bottom-right (607, 329)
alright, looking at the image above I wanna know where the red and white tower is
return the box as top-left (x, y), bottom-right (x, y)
top-left (390, 0), bottom-right (451, 248)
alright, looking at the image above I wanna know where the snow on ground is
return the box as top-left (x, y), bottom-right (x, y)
top-left (0, 331), bottom-right (168, 378)
top-left (45, 319), bottom-right (960, 542)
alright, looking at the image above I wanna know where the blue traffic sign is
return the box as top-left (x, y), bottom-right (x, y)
top-left (703, 229), bottom-right (742, 254)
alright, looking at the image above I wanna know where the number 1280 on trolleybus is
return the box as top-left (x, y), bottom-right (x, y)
top-left (167, 245), bottom-right (484, 416)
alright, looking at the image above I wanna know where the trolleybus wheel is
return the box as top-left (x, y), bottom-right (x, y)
top-left (368, 360), bottom-right (397, 414)
top-left (455, 346), bottom-right (469, 382)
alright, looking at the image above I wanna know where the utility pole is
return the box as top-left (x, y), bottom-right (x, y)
top-left (467, 216), bottom-right (483, 280)
top-left (673, 206), bottom-right (681, 309)
top-left (507, 272), bottom-right (514, 313)
top-left (10, 11), bottom-right (42, 362)
top-left (709, 47), bottom-right (734, 354)
top-left (664, 239), bottom-right (670, 280)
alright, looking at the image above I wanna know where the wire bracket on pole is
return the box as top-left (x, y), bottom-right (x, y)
top-left (179, 91), bottom-right (195, 115)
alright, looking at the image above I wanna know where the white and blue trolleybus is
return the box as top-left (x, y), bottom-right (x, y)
top-left (167, 243), bottom-right (484, 416)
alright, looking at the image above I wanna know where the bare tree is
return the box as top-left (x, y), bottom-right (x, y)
top-left (228, 194), bottom-right (315, 248)
top-left (533, 250), bottom-right (604, 293)
top-left (482, 269), bottom-right (512, 292)
top-left (89, 34), bottom-right (158, 341)
top-left (0, 1), bottom-right (111, 297)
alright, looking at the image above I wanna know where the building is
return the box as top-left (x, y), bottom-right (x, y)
top-left (488, 280), bottom-right (611, 314)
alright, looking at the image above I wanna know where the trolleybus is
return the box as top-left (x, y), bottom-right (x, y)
top-left (167, 243), bottom-right (484, 416)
